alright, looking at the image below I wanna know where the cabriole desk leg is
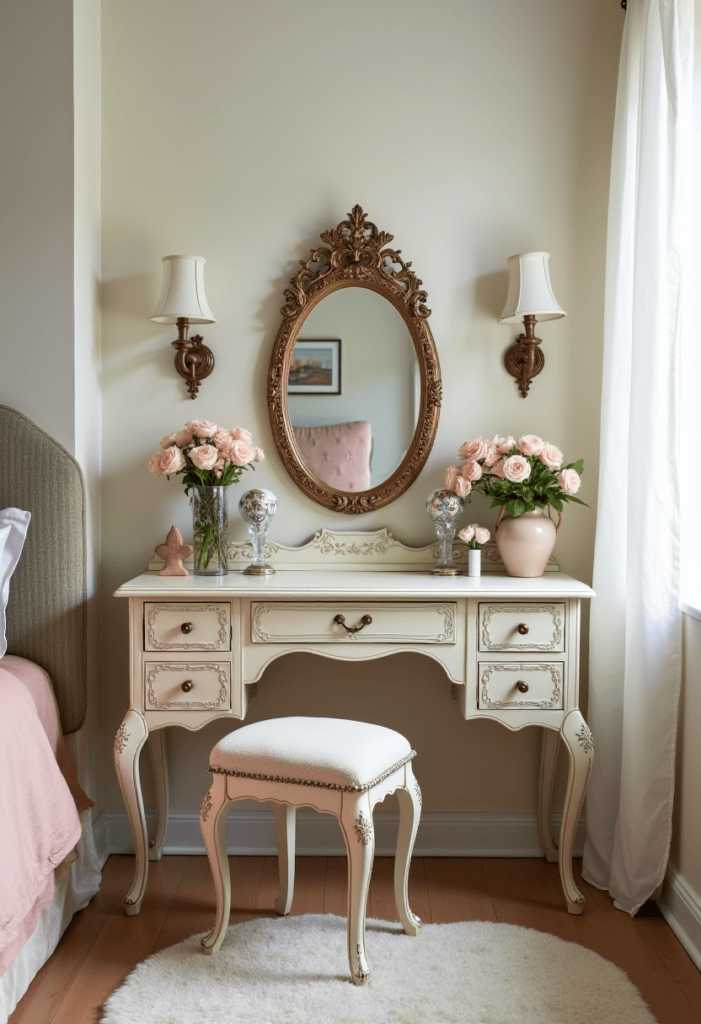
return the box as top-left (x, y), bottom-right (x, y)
top-left (538, 727), bottom-right (560, 863)
top-left (114, 709), bottom-right (149, 915)
top-left (148, 728), bottom-right (169, 861)
top-left (558, 709), bottom-right (595, 915)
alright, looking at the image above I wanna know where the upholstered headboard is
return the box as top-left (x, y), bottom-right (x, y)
top-left (0, 405), bottom-right (87, 733)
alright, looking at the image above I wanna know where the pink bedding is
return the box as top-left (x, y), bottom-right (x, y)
top-left (0, 657), bottom-right (89, 976)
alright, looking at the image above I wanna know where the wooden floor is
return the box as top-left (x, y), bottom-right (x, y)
top-left (9, 855), bottom-right (701, 1024)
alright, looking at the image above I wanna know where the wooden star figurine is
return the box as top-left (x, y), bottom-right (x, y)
top-left (155, 526), bottom-right (193, 577)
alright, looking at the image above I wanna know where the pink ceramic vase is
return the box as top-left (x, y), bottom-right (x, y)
top-left (495, 508), bottom-right (557, 578)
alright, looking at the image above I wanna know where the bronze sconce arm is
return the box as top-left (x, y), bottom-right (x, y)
top-left (172, 317), bottom-right (215, 400)
top-left (503, 314), bottom-right (545, 398)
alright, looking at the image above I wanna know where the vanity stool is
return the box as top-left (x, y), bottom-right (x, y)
top-left (199, 716), bottom-right (422, 985)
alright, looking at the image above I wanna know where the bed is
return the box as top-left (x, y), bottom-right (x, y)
top-left (0, 405), bottom-right (103, 1023)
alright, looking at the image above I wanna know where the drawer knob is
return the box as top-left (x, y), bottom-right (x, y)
top-left (180, 622), bottom-right (193, 634)
top-left (334, 613), bottom-right (373, 635)
top-left (517, 623), bottom-right (530, 635)
top-left (181, 680), bottom-right (194, 693)
top-left (516, 681), bottom-right (529, 693)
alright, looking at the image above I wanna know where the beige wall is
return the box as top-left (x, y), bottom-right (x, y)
top-left (100, 0), bottom-right (623, 815)
top-left (0, 0), bottom-right (103, 808)
top-left (0, 0), bottom-right (75, 450)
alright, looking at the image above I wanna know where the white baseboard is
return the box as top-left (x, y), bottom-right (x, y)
top-left (96, 808), bottom-right (585, 859)
top-left (659, 867), bottom-right (701, 971)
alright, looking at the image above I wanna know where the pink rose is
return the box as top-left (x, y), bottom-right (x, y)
top-left (185, 419), bottom-right (217, 440)
top-left (475, 527), bottom-right (490, 545)
top-left (212, 429), bottom-right (232, 449)
top-left (232, 426), bottom-right (253, 443)
top-left (517, 434), bottom-right (544, 457)
top-left (461, 459), bottom-right (483, 482)
top-left (503, 455), bottom-right (532, 483)
top-left (254, 447), bottom-right (265, 462)
top-left (458, 525), bottom-right (475, 543)
top-left (189, 444), bottom-right (219, 470)
top-left (173, 426), bottom-right (194, 446)
top-left (493, 435), bottom-right (516, 454)
top-left (558, 469), bottom-right (581, 495)
top-left (482, 443), bottom-right (500, 467)
top-left (444, 466), bottom-right (460, 491)
top-left (454, 476), bottom-right (472, 498)
top-left (458, 437), bottom-right (489, 462)
top-left (539, 443), bottom-right (564, 470)
top-left (228, 439), bottom-right (256, 466)
top-left (489, 459), bottom-right (506, 479)
top-left (160, 432), bottom-right (177, 449)
top-left (148, 446), bottom-right (185, 475)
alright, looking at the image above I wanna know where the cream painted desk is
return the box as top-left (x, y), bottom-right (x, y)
top-left (114, 529), bottom-right (595, 918)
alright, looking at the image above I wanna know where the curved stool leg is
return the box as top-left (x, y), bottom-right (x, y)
top-left (538, 727), bottom-right (560, 863)
top-left (559, 709), bottom-right (595, 915)
top-left (200, 774), bottom-right (233, 954)
top-left (274, 803), bottom-right (296, 916)
top-left (394, 765), bottom-right (422, 936)
top-left (339, 792), bottom-right (375, 986)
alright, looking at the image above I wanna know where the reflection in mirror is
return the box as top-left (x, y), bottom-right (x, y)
top-left (288, 288), bottom-right (418, 491)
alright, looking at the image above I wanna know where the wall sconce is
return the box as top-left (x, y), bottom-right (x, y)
top-left (149, 255), bottom-right (216, 399)
top-left (498, 251), bottom-right (566, 398)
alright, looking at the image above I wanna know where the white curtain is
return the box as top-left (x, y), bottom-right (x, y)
top-left (582, 0), bottom-right (693, 915)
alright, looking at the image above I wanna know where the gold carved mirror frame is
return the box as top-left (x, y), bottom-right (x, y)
top-left (267, 206), bottom-right (442, 514)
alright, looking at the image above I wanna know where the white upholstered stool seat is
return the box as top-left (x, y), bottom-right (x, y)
top-left (200, 716), bottom-right (422, 985)
top-left (208, 716), bottom-right (414, 791)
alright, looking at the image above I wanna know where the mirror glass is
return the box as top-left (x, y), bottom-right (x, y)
top-left (287, 287), bottom-right (419, 491)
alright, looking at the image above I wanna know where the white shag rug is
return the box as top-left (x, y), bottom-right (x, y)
top-left (102, 914), bottom-right (656, 1024)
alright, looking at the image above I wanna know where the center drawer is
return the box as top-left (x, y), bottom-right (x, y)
top-left (144, 662), bottom-right (231, 710)
top-left (478, 602), bottom-right (565, 652)
top-left (251, 602), bottom-right (457, 644)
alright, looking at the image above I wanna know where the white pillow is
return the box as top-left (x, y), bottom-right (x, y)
top-left (0, 507), bottom-right (31, 658)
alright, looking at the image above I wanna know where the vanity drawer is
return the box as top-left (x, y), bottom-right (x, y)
top-left (144, 603), bottom-right (231, 651)
top-left (144, 662), bottom-right (231, 711)
top-left (478, 662), bottom-right (564, 710)
top-left (478, 603), bottom-right (565, 652)
top-left (251, 601), bottom-right (457, 644)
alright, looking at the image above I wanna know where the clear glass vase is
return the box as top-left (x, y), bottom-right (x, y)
top-left (190, 485), bottom-right (229, 576)
top-left (426, 489), bottom-right (465, 576)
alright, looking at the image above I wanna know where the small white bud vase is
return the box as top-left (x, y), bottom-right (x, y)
top-left (467, 549), bottom-right (481, 578)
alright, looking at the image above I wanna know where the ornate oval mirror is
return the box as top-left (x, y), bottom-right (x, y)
top-left (267, 206), bottom-right (441, 513)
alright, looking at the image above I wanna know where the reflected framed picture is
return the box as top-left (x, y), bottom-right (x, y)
top-left (288, 339), bottom-right (341, 395)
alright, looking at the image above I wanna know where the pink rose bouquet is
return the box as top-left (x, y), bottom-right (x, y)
top-left (458, 524), bottom-right (491, 550)
top-left (445, 434), bottom-right (586, 519)
top-left (148, 419), bottom-right (264, 494)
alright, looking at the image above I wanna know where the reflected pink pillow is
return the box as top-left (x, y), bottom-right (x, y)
top-left (293, 422), bottom-right (372, 491)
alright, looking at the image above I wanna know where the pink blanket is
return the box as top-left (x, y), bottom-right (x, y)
top-left (0, 658), bottom-right (84, 976)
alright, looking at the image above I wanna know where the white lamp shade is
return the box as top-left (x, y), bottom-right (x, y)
top-left (498, 251), bottom-right (566, 324)
top-left (149, 255), bottom-right (216, 324)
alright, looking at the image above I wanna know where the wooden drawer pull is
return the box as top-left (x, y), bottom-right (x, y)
top-left (334, 613), bottom-right (373, 634)
top-left (181, 680), bottom-right (194, 693)
top-left (517, 623), bottom-right (530, 635)
top-left (180, 622), bottom-right (194, 634)
top-left (516, 681), bottom-right (529, 693)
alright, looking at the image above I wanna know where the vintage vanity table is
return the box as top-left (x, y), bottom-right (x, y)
top-left (114, 207), bottom-right (595, 920)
